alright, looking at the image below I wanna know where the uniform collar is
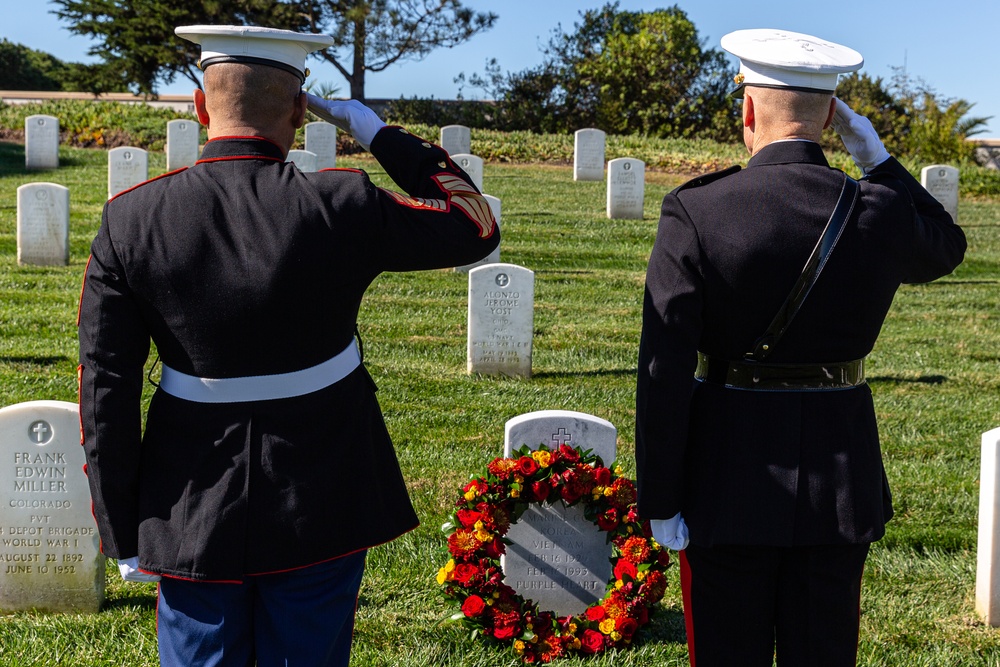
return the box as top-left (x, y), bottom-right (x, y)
top-left (747, 140), bottom-right (830, 169)
top-left (198, 136), bottom-right (286, 163)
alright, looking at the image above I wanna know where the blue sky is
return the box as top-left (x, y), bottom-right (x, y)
top-left (6, 0), bottom-right (999, 137)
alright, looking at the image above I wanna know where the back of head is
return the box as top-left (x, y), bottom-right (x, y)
top-left (203, 63), bottom-right (302, 133)
top-left (746, 86), bottom-right (834, 138)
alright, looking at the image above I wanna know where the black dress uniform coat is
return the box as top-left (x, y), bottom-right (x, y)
top-left (636, 140), bottom-right (965, 548)
top-left (79, 127), bottom-right (498, 580)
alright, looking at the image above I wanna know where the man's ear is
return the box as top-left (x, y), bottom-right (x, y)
top-left (194, 89), bottom-right (210, 127)
top-left (743, 94), bottom-right (755, 129)
top-left (823, 96), bottom-right (837, 129)
top-left (291, 90), bottom-right (308, 130)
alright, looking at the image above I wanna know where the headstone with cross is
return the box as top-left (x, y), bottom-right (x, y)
top-left (501, 410), bottom-right (617, 616)
top-left (921, 165), bottom-right (959, 224)
top-left (108, 147), bottom-right (149, 199)
top-left (467, 263), bottom-right (534, 378)
top-left (25, 115), bottom-right (60, 170)
top-left (440, 124), bottom-right (471, 156)
top-left (16, 183), bottom-right (69, 267)
top-left (574, 128), bottom-right (606, 181)
top-left (607, 157), bottom-right (645, 219)
top-left (0, 400), bottom-right (105, 613)
top-left (165, 119), bottom-right (200, 172)
top-left (451, 153), bottom-right (484, 192)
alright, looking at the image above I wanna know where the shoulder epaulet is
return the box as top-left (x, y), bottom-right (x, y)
top-left (674, 165), bottom-right (741, 193)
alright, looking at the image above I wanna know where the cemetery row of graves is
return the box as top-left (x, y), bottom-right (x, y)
top-left (0, 112), bottom-right (999, 664)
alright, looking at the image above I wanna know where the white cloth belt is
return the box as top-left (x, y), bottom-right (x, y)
top-left (159, 339), bottom-right (361, 403)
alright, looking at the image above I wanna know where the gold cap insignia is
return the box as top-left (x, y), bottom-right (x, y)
top-left (734, 72), bottom-right (745, 86)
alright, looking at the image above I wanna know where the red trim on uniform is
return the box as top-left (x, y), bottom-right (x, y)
top-left (680, 550), bottom-right (696, 667)
top-left (246, 544), bottom-right (374, 578)
top-left (318, 167), bottom-right (363, 174)
top-left (76, 255), bottom-right (92, 327)
top-left (108, 167), bottom-right (189, 203)
top-left (195, 154), bottom-right (283, 165)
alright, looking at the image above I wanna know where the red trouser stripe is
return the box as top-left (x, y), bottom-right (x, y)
top-left (680, 550), bottom-right (696, 667)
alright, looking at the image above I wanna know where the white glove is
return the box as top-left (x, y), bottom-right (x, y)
top-left (117, 556), bottom-right (161, 583)
top-left (306, 94), bottom-right (386, 152)
top-left (650, 512), bottom-right (690, 551)
top-left (831, 98), bottom-right (890, 173)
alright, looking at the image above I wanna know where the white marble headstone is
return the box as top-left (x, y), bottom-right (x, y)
top-left (165, 119), bottom-right (200, 171)
top-left (455, 195), bottom-right (501, 273)
top-left (574, 128), bottom-right (606, 181)
top-left (440, 125), bottom-right (471, 156)
top-left (976, 426), bottom-right (1000, 626)
top-left (286, 150), bottom-right (318, 173)
top-left (467, 263), bottom-right (533, 378)
top-left (921, 165), bottom-right (960, 223)
top-left (16, 183), bottom-right (69, 267)
top-left (25, 115), bottom-right (59, 170)
top-left (305, 122), bottom-right (337, 170)
top-left (452, 153), bottom-right (484, 192)
top-left (607, 158), bottom-right (645, 219)
top-left (502, 410), bottom-right (617, 616)
top-left (0, 401), bottom-right (105, 613)
top-left (108, 147), bottom-right (149, 199)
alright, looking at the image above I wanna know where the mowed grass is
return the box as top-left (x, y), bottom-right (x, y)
top-left (0, 139), bottom-right (998, 666)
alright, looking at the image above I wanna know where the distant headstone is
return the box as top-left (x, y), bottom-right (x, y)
top-left (574, 128), bottom-right (606, 181)
top-left (440, 125), bottom-right (471, 156)
top-left (502, 410), bottom-right (617, 616)
top-left (305, 122), bottom-right (337, 170)
top-left (16, 183), bottom-right (69, 267)
top-left (467, 263), bottom-right (533, 378)
top-left (976, 426), bottom-right (1000, 626)
top-left (165, 119), bottom-right (200, 171)
top-left (108, 147), bottom-right (149, 199)
top-left (286, 150), bottom-right (318, 173)
top-left (921, 165), bottom-right (960, 223)
top-left (0, 400), bottom-right (105, 613)
top-left (25, 115), bottom-right (59, 170)
top-left (607, 158), bottom-right (645, 219)
top-left (455, 194), bottom-right (501, 273)
top-left (452, 153), bottom-right (484, 192)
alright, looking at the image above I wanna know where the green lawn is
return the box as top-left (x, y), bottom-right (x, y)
top-left (0, 141), bottom-right (998, 666)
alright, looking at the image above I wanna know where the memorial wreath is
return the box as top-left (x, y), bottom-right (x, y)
top-left (437, 443), bottom-right (671, 664)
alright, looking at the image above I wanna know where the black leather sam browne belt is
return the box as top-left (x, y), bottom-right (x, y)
top-left (695, 174), bottom-right (865, 391)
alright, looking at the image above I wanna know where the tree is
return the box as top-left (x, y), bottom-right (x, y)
top-left (457, 3), bottom-right (739, 141)
top-left (0, 39), bottom-right (67, 91)
top-left (52, 0), bottom-right (496, 100)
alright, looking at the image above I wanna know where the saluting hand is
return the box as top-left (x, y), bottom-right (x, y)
top-left (306, 94), bottom-right (387, 153)
top-left (831, 98), bottom-right (891, 174)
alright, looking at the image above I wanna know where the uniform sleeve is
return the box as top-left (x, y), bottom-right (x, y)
top-left (77, 209), bottom-right (150, 559)
top-left (635, 193), bottom-right (704, 520)
top-left (868, 157), bottom-right (967, 282)
top-left (363, 126), bottom-right (500, 271)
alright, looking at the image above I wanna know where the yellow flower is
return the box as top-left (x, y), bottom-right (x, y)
top-left (599, 618), bottom-right (616, 635)
top-left (571, 638), bottom-right (582, 650)
top-left (604, 487), bottom-right (614, 497)
top-left (615, 579), bottom-right (624, 590)
top-left (435, 567), bottom-right (448, 585)
top-left (614, 466), bottom-right (624, 476)
top-left (568, 622), bottom-right (578, 634)
top-left (636, 570), bottom-right (647, 582)
top-left (511, 488), bottom-right (520, 498)
top-left (514, 640), bottom-right (526, 651)
top-left (532, 450), bottom-right (552, 467)
top-left (463, 489), bottom-right (477, 501)
top-left (611, 631), bottom-right (622, 642)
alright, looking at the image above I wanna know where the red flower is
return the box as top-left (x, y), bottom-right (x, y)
top-left (456, 509), bottom-right (482, 528)
top-left (607, 477), bottom-right (637, 510)
top-left (616, 617), bottom-right (639, 638)
top-left (596, 508), bottom-right (619, 532)
top-left (447, 528), bottom-right (482, 559)
top-left (638, 570), bottom-right (668, 603)
top-left (517, 456), bottom-right (539, 477)
top-left (483, 538), bottom-right (505, 559)
top-left (452, 563), bottom-right (480, 585)
top-left (462, 595), bottom-right (487, 617)
top-left (487, 457), bottom-right (518, 480)
top-left (530, 480), bottom-right (551, 502)
top-left (558, 444), bottom-right (581, 463)
top-left (621, 536), bottom-right (651, 564)
top-left (494, 624), bottom-right (519, 640)
top-left (579, 629), bottom-right (605, 654)
top-left (613, 559), bottom-right (638, 582)
top-left (594, 466), bottom-right (611, 486)
top-left (585, 605), bottom-right (606, 621)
